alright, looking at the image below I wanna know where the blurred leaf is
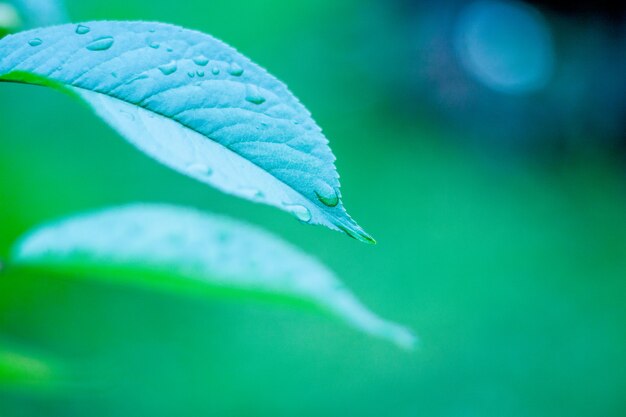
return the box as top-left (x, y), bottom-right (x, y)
top-left (0, 3), bottom-right (20, 37)
top-left (0, 341), bottom-right (62, 391)
top-left (7, 0), bottom-right (68, 28)
top-left (10, 204), bottom-right (413, 348)
top-left (0, 21), bottom-right (373, 243)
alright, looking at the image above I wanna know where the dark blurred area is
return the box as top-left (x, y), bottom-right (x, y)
top-left (358, 0), bottom-right (626, 159)
top-left (1, 0), bottom-right (626, 416)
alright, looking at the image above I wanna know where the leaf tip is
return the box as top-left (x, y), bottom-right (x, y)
top-left (364, 319), bottom-right (417, 350)
top-left (392, 327), bottom-right (419, 351)
top-left (335, 222), bottom-right (376, 245)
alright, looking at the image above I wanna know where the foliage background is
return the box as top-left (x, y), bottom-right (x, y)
top-left (1, 0), bottom-right (625, 416)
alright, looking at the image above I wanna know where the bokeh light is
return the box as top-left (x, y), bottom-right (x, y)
top-left (454, 0), bottom-right (554, 94)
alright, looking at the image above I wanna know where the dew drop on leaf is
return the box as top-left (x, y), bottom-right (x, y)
top-left (245, 85), bottom-right (266, 105)
top-left (211, 66), bottom-right (220, 75)
top-left (75, 25), bottom-right (90, 35)
top-left (86, 36), bottom-right (114, 51)
top-left (283, 203), bottom-right (312, 223)
top-left (28, 38), bottom-right (42, 46)
top-left (193, 55), bottom-right (209, 66)
top-left (315, 183), bottom-right (339, 207)
top-left (158, 61), bottom-right (177, 75)
top-left (227, 62), bottom-right (244, 76)
top-left (196, 70), bottom-right (204, 77)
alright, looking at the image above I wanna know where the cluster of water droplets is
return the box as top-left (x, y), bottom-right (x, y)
top-left (28, 24), bottom-right (343, 226)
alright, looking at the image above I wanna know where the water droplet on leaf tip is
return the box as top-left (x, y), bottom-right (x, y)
top-left (158, 61), bottom-right (177, 75)
top-left (75, 24), bottom-right (90, 35)
top-left (283, 203), bottom-right (312, 223)
top-left (86, 36), bottom-right (114, 51)
top-left (315, 185), bottom-right (339, 207)
top-left (28, 38), bottom-right (42, 46)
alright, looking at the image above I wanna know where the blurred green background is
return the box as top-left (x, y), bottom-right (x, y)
top-left (1, 0), bottom-right (626, 416)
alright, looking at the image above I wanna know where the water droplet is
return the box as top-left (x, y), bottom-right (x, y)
top-left (28, 38), bottom-right (42, 47)
top-left (211, 66), bottom-right (220, 75)
top-left (227, 62), bottom-right (244, 76)
top-left (245, 85), bottom-right (266, 105)
top-left (239, 187), bottom-right (264, 200)
top-left (315, 183), bottom-right (339, 207)
top-left (148, 41), bottom-right (160, 49)
top-left (187, 163), bottom-right (212, 176)
top-left (187, 71), bottom-right (195, 78)
top-left (111, 71), bottom-right (118, 78)
top-left (86, 36), bottom-right (114, 51)
top-left (193, 55), bottom-right (209, 66)
top-left (196, 70), bottom-right (205, 77)
top-left (75, 24), bottom-right (90, 35)
top-left (166, 47), bottom-right (173, 52)
top-left (149, 29), bottom-right (156, 33)
top-left (283, 203), bottom-right (312, 223)
top-left (119, 110), bottom-right (135, 121)
top-left (158, 61), bottom-right (177, 75)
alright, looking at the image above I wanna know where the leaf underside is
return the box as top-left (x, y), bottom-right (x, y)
top-left (0, 21), bottom-right (374, 243)
top-left (11, 204), bottom-right (413, 348)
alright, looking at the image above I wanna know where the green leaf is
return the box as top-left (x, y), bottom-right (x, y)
top-left (0, 21), bottom-right (374, 243)
top-left (0, 341), bottom-right (63, 391)
top-left (10, 204), bottom-right (414, 348)
top-left (7, 0), bottom-right (68, 29)
top-left (0, 3), bottom-right (21, 37)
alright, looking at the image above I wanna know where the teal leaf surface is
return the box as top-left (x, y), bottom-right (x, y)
top-left (0, 21), bottom-right (373, 243)
top-left (11, 204), bottom-right (414, 348)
